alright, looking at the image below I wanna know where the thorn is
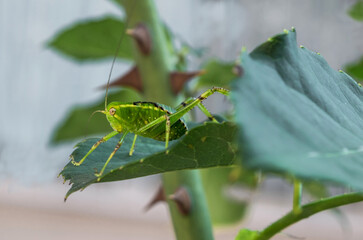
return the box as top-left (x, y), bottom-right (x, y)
top-left (99, 66), bottom-right (143, 92)
top-left (233, 64), bottom-right (243, 77)
top-left (170, 70), bottom-right (205, 94)
top-left (144, 185), bottom-right (166, 212)
top-left (169, 187), bottom-right (191, 216)
top-left (126, 23), bottom-right (152, 55)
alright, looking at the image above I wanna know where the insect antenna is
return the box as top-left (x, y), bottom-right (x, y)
top-left (104, 1), bottom-right (138, 110)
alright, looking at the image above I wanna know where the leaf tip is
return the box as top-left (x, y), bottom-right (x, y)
top-left (283, 28), bottom-right (289, 34)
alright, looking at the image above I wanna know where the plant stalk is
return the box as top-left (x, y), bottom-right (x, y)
top-left (257, 192), bottom-right (363, 240)
top-left (121, 1), bottom-right (214, 239)
top-left (292, 179), bottom-right (302, 214)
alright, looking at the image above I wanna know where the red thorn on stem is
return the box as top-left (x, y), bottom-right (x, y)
top-left (126, 23), bottom-right (152, 55)
top-left (144, 186), bottom-right (166, 212)
top-left (169, 187), bottom-right (191, 216)
top-left (99, 66), bottom-right (143, 93)
top-left (233, 64), bottom-right (244, 77)
top-left (170, 70), bottom-right (205, 94)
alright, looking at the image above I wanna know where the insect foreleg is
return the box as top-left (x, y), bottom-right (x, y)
top-left (72, 131), bottom-right (119, 166)
top-left (95, 130), bottom-right (129, 180)
top-left (129, 134), bottom-right (138, 156)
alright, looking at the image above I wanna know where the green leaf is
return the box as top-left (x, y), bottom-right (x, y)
top-left (235, 229), bottom-right (259, 240)
top-left (51, 88), bottom-right (141, 143)
top-left (196, 59), bottom-right (237, 88)
top-left (61, 122), bottom-right (237, 199)
top-left (231, 29), bottom-right (363, 189)
top-left (201, 166), bottom-right (257, 225)
top-left (108, 0), bottom-right (123, 8)
top-left (348, 1), bottom-right (363, 21)
top-left (345, 57), bottom-right (363, 82)
top-left (48, 16), bottom-right (133, 61)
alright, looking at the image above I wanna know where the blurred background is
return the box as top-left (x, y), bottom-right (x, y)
top-left (1, 0), bottom-right (363, 239)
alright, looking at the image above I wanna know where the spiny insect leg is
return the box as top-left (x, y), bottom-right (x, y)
top-left (95, 130), bottom-right (129, 181)
top-left (129, 134), bottom-right (138, 156)
top-left (197, 102), bottom-right (218, 123)
top-left (168, 87), bottom-right (229, 126)
top-left (175, 97), bottom-right (194, 111)
top-left (72, 131), bottom-right (119, 166)
top-left (165, 115), bottom-right (171, 148)
top-left (138, 114), bottom-right (168, 133)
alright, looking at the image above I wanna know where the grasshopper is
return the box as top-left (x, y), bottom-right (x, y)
top-left (71, 87), bottom-right (229, 180)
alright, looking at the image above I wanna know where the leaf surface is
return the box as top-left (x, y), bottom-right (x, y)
top-left (61, 122), bottom-right (237, 199)
top-left (48, 16), bottom-right (133, 61)
top-left (232, 29), bottom-right (363, 189)
top-left (196, 59), bottom-right (237, 88)
top-left (348, 1), bottom-right (363, 21)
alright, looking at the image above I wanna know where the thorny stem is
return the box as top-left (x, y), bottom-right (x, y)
top-left (121, 1), bottom-right (214, 239)
top-left (256, 192), bottom-right (363, 240)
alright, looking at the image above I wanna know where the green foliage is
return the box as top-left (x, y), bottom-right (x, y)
top-left (61, 122), bottom-right (237, 199)
top-left (48, 16), bottom-right (133, 61)
top-left (196, 59), bottom-right (237, 88)
top-left (232, 29), bottom-right (363, 189)
top-left (201, 166), bottom-right (257, 225)
top-left (52, 88), bottom-right (141, 143)
top-left (345, 57), bottom-right (363, 82)
top-left (235, 229), bottom-right (260, 240)
top-left (348, 1), bottom-right (363, 21)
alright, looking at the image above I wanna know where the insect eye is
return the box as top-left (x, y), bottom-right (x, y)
top-left (109, 108), bottom-right (116, 116)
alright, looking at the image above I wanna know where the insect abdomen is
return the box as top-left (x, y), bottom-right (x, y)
top-left (118, 102), bottom-right (187, 141)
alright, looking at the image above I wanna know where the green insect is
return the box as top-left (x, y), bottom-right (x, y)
top-left (70, 5), bottom-right (229, 179)
top-left (71, 87), bottom-right (229, 180)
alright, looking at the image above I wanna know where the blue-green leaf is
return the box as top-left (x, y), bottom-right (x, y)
top-left (232, 29), bottom-right (363, 189)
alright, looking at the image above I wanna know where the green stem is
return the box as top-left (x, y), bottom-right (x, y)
top-left (292, 179), bottom-right (302, 214)
top-left (163, 171), bottom-right (214, 240)
top-left (257, 192), bottom-right (363, 240)
top-left (121, 1), bottom-right (214, 239)
top-left (121, 0), bottom-right (174, 104)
